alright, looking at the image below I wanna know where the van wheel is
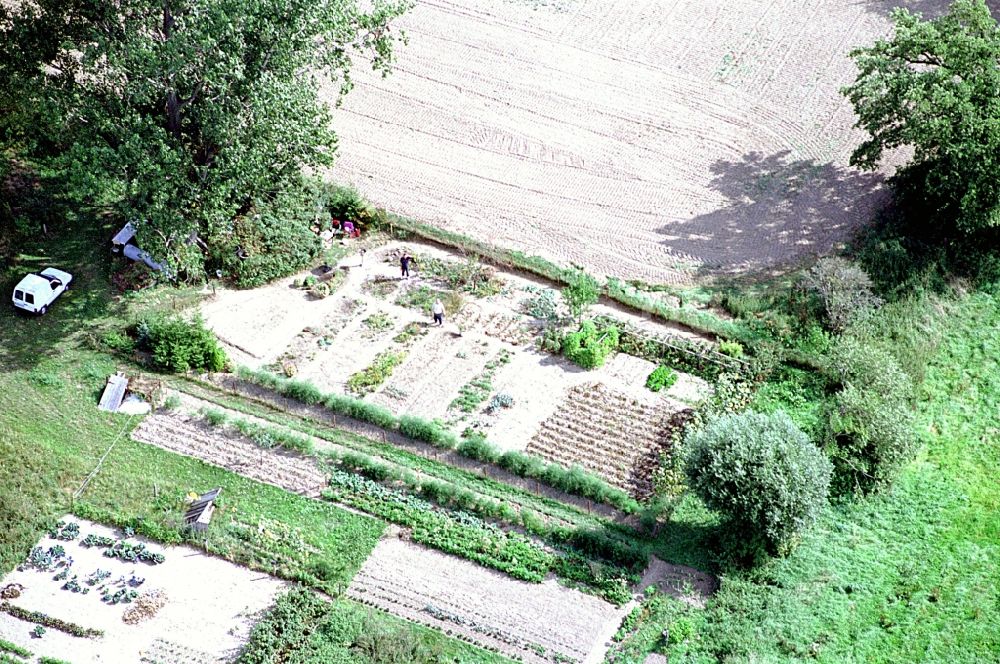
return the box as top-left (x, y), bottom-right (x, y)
top-left (39, 306), bottom-right (47, 315)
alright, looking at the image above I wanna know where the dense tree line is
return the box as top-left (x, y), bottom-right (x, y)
top-left (0, 0), bottom-right (408, 281)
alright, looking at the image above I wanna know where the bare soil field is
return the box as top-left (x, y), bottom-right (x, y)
top-left (0, 517), bottom-right (284, 664)
top-left (321, 0), bottom-right (941, 283)
top-left (348, 536), bottom-right (627, 664)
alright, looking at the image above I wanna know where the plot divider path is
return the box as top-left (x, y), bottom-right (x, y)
top-left (186, 373), bottom-right (632, 523)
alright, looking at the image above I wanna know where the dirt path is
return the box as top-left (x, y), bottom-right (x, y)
top-left (323, 0), bottom-right (907, 284)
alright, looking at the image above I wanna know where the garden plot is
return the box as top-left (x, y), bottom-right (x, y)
top-left (368, 327), bottom-right (499, 421)
top-left (131, 410), bottom-right (327, 497)
top-left (324, 0), bottom-right (910, 284)
top-left (526, 383), bottom-right (687, 497)
top-left (348, 537), bottom-right (625, 664)
top-left (0, 517), bottom-right (284, 664)
top-left (200, 266), bottom-right (365, 366)
top-left (482, 350), bottom-right (688, 455)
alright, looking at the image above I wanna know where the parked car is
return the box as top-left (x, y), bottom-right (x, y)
top-left (11, 267), bottom-right (73, 314)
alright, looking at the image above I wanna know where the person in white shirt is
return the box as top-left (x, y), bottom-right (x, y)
top-left (432, 299), bottom-right (445, 326)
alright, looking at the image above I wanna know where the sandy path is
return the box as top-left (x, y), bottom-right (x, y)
top-left (323, 0), bottom-right (918, 283)
top-left (348, 537), bottom-right (626, 664)
top-left (0, 517), bottom-right (284, 664)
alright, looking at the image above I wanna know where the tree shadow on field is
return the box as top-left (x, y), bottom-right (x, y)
top-left (859, 0), bottom-right (1000, 20)
top-left (656, 151), bottom-right (889, 278)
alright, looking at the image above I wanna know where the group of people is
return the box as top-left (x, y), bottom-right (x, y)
top-left (399, 251), bottom-right (445, 326)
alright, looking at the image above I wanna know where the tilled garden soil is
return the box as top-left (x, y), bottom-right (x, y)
top-left (348, 537), bottom-right (626, 664)
top-left (131, 412), bottom-right (327, 497)
top-left (323, 0), bottom-right (917, 283)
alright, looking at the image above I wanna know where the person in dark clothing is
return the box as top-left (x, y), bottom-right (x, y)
top-left (400, 252), bottom-right (413, 278)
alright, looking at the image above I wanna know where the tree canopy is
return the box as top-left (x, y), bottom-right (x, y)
top-left (843, 0), bottom-right (1000, 234)
top-left (0, 0), bottom-right (409, 280)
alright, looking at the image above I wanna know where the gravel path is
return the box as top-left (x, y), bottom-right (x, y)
top-left (323, 0), bottom-right (915, 283)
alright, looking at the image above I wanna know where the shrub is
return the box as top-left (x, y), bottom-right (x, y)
top-left (718, 340), bottom-right (744, 358)
top-left (685, 411), bottom-right (832, 558)
top-left (103, 329), bottom-right (136, 355)
top-left (800, 256), bottom-right (883, 332)
top-left (561, 268), bottom-right (601, 321)
top-left (822, 335), bottom-right (916, 494)
top-left (399, 416), bottom-right (457, 449)
top-left (458, 433), bottom-right (501, 463)
top-left (562, 320), bottom-right (619, 370)
top-left (645, 365), bottom-right (678, 392)
top-left (138, 314), bottom-right (227, 373)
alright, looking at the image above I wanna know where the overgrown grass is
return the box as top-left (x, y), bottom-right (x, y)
top-left (656, 290), bottom-right (1000, 663)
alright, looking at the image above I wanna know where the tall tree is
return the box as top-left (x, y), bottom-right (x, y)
top-left (0, 0), bottom-right (409, 277)
top-left (843, 0), bottom-right (1000, 234)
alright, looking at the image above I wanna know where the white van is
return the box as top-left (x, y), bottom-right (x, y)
top-left (12, 268), bottom-right (73, 314)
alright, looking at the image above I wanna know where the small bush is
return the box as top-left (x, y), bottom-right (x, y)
top-left (685, 410), bottom-right (832, 558)
top-left (822, 335), bottom-right (916, 494)
top-left (138, 314), bottom-right (227, 373)
top-left (103, 329), bottom-right (136, 355)
top-left (458, 433), bottom-right (501, 463)
top-left (521, 287), bottom-right (560, 322)
top-left (800, 256), bottom-right (883, 332)
top-left (561, 268), bottom-right (601, 321)
top-left (645, 365), bottom-right (678, 392)
top-left (562, 320), bottom-right (619, 370)
top-left (399, 416), bottom-right (457, 449)
top-left (718, 340), bottom-right (744, 358)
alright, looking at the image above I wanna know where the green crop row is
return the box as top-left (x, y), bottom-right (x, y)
top-left (234, 367), bottom-right (638, 512)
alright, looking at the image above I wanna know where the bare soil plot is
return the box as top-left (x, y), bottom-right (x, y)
top-left (348, 537), bottom-right (627, 664)
top-left (0, 517), bottom-right (285, 664)
top-left (324, 0), bottom-right (916, 283)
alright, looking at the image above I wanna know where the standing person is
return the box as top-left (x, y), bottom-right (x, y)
top-left (400, 252), bottom-right (413, 279)
top-left (432, 298), bottom-right (445, 326)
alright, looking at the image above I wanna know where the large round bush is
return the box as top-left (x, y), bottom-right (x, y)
top-left (685, 410), bottom-right (832, 557)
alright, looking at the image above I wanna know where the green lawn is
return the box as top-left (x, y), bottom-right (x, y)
top-left (627, 291), bottom-right (1000, 663)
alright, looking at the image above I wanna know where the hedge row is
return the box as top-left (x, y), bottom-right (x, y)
top-left (325, 470), bottom-right (553, 582)
top-left (235, 367), bottom-right (638, 512)
top-left (326, 448), bottom-right (647, 573)
top-left (595, 315), bottom-right (746, 381)
top-left (387, 212), bottom-right (747, 343)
